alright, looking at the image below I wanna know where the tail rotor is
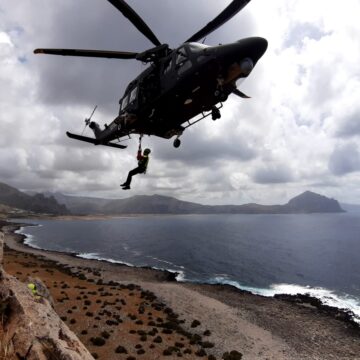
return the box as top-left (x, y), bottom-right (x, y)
top-left (82, 105), bottom-right (98, 135)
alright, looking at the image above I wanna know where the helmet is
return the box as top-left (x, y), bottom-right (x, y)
top-left (144, 148), bottom-right (151, 155)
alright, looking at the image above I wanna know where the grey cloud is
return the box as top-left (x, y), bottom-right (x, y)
top-left (308, 179), bottom-right (340, 188)
top-left (328, 143), bottom-right (360, 176)
top-left (0, 150), bottom-right (27, 179)
top-left (335, 111), bottom-right (360, 138)
top-left (33, 57), bottom-right (133, 110)
top-left (65, 181), bottom-right (118, 193)
top-left (154, 129), bottom-right (258, 168)
top-left (53, 149), bottom-right (112, 173)
top-left (306, 66), bottom-right (336, 107)
top-left (252, 163), bottom-right (295, 184)
top-left (283, 22), bottom-right (330, 49)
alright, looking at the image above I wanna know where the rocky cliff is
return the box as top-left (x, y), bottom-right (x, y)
top-left (0, 231), bottom-right (93, 360)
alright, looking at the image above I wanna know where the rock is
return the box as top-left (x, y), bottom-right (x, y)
top-left (274, 293), bottom-right (360, 329)
top-left (0, 231), bottom-right (94, 359)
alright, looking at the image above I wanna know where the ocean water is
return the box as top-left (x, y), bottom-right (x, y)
top-left (13, 213), bottom-right (360, 323)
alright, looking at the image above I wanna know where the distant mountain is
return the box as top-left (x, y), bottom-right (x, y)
top-left (1, 181), bottom-right (344, 215)
top-left (284, 191), bottom-right (344, 213)
top-left (45, 191), bottom-right (345, 215)
top-left (0, 182), bottom-right (69, 215)
top-left (45, 192), bottom-right (108, 215)
top-left (103, 194), bottom-right (204, 214)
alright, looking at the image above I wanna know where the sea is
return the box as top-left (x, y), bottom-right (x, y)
top-left (12, 212), bottom-right (360, 324)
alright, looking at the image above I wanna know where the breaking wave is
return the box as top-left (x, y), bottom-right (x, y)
top-left (207, 276), bottom-right (360, 324)
top-left (15, 226), bottom-right (43, 250)
top-left (76, 252), bottom-right (136, 268)
top-left (76, 252), bottom-right (185, 281)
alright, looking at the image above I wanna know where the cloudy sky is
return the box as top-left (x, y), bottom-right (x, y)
top-left (1, 0), bottom-right (360, 205)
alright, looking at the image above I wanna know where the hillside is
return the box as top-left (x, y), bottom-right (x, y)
top-left (0, 182), bottom-right (69, 215)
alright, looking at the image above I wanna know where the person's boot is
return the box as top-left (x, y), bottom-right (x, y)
top-left (122, 185), bottom-right (130, 190)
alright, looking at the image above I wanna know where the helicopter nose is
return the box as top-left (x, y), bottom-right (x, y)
top-left (235, 37), bottom-right (268, 63)
top-left (216, 37), bottom-right (268, 68)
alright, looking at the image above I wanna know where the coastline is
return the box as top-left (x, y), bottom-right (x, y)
top-left (12, 218), bottom-right (360, 326)
top-left (2, 220), bottom-right (360, 359)
top-left (4, 221), bottom-right (176, 283)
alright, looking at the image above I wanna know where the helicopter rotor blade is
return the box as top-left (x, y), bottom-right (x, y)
top-left (106, 0), bottom-right (161, 46)
top-left (185, 0), bottom-right (251, 43)
top-left (34, 48), bottom-right (138, 59)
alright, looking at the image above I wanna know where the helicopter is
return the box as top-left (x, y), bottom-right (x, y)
top-left (34, 0), bottom-right (267, 149)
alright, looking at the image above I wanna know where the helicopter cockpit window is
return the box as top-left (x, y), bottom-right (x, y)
top-left (188, 43), bottom-right (210, 63)
top-left (176, 47), bottom-right (188, 66)
top-left (129, 87), bottom-right (137, 104)
top-left (122, 94), bottom-right (129, 110)
top-left (188, 43), bottom-right (210, 53)
top-left (176, 47), bottom-right (192, 75)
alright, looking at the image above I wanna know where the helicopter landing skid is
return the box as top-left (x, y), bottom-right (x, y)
top-left (183, 103), bottom-right (223, 129)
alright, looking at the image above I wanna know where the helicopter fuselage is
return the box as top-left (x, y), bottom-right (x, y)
top-left (91, 37), bottom-right (267, 145)
top-left (35, 0), bottom-right (268, 150)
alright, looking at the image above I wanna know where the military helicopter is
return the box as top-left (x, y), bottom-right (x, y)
top-left (34, 0), bottom-right (267, 149)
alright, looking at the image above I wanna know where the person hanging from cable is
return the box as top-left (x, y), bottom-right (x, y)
top-left (121, 136), bottom-right (150, 190)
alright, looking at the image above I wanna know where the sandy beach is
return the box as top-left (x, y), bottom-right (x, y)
top-left (1, 221), bottom-right (359, 359)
